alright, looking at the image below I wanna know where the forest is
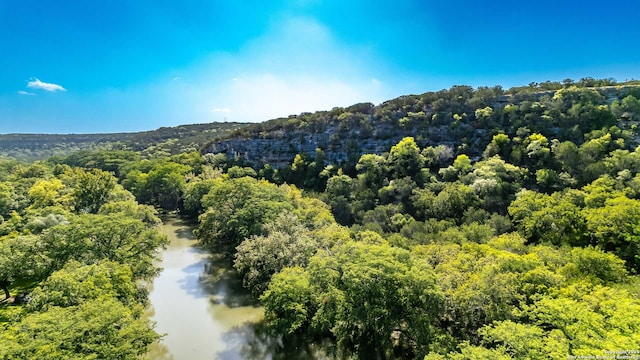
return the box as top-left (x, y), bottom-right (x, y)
top-left (0, 122), bottom-right (248, 161)
top-left (1, 78), bottom-right (640, 359)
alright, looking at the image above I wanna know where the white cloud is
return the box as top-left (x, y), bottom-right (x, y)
top-left (210, 73), bottom-right (378, 122)
top-left (27, 78), bottom-right (66, 92)
top-left (173, 76), bottom-right (181, 81)
top-left (165, 16), bottom-right (395, 124)
top-left (17, 90), bottom-right (35, 96)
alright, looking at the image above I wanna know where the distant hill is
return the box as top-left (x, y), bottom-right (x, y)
top-left (3, 77), bottom-right (640, 168)
top-left (0, 122), bottom-right (250, 161)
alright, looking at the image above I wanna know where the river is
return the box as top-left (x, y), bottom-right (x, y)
top-left (146, 215), bottom-right (333, 360)
top-left (146, 216), bottom-right (277, 360)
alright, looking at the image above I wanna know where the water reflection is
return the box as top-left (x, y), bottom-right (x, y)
top-left (147, 216), bottom-right (333, 360)
top-left (216, 322), bottom-right (281, 360)
top-left (202, 254), bottom-right (258, 308)
top-left (216, 322), bottom-right (337, 360)
top-left (147, 216), bottom-right (264, 359)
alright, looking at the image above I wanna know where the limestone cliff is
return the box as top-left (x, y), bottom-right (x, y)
top-left (203, 85), bottom-right (640, 169)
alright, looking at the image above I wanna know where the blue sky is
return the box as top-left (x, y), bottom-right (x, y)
top-left (1, 0), bottom-right (639, 134)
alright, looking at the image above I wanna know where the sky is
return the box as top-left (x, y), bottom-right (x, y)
top-left (1, 0), bottom-right (639, 134)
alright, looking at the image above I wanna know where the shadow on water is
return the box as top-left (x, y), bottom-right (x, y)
top-left (173, 250), bottom-right (258, 307)
top-left (216, 321), bottom-right (338, 360)
top-left (145, 342), bottom-right (174, 360)
top-left (159, 214), bottom-right (198, 239)
top-left (215, 321), bottom-right (279, 360)
top-left (148, 214), bottom-right (338, 359)
top-left (173, 226), bottom-right (196, 240)
top-left (201, 254), bottom-right (259, 308)
top-left (176, 258), bottom-right (212, 299)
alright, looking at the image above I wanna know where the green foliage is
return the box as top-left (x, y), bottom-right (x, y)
top-left (97, 200), bottom-right (161, 227)
top-left (261, 266), bottom-right (313, 335)
top-left (0, 123), bottom-right (248, 161)
top-left (262, 239), bottom-right (444, 358)
top-left (509, 190), bottom-right (586, 245)
top-left (560, 246), bottom-right (627, 284)
top-left (431, 182), bottom-right (480, 223)
top-left (518, 282), bottom-right (640, 355)
top-left (0, 235), bottom-right (50, 297)
top-left (121, 160), bottom-right (191, 210)
top-left (0, 182), bottom-right (17, 219)
top-left (195, 177), bottom-right (294, 256)
top-left (378, 176), bottom-right (418, 211)
top-left (182, 178), bottom-right (219, 217)
top-left (440, 155), bottom-right (473, 182)
top-left (612, 95), bottom-right (640, 121)
top-left (28, 178), bottom-right (65, 209)
top-left (226, 165), bottom-right (257, 179)
top-left (70, 168), bottom-right (117, 213)
top-left (0, 298), bottom-right (159, 359)
top-left (360, 203), bottom-right (405, 233)
top-left (583, 195), bottom-right (640, 270)
top-left (425, 342), bottom-right (512, 360)
top-left (234, 213), bottom-right (317, 296)
top-left (28, 260), bottom-right (138, 311)
top-left (466, 156), bottom-right (525, 211)
top-left (44, 214), bottom-right (168, 279)
top-left (278, 149), bottom-right (328, 191)
top-left (389, 137), bottom-right (425, 179)
top-left (283, 184), bottom-right (336, 230)
top-left (25, 212), bottom-right (70, 234)
top-left (145, 162), bottom-right (189, 210)
top-left (420, 240), bottom-right (549, 341)
top-left (324, 175), bottom-right (355, 224)
top-left (417, 236), bottom-right (639, 357)
top-left (54, 150), bottom-right (140, 176)
top-left (3, 79), bottom-right (640, 359)
top-left (0, 158), bottom-right (167, 358)
top-left (482, 133), bottom-right (510, 159)
top-left (476, 321), bottom-right (567, 359)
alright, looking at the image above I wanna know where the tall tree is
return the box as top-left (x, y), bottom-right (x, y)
top-left (70, 168), bottom-right (117, 214)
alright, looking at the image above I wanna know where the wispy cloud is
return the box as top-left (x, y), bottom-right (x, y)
top-left (165, 16), bottom-right (395, 124)
top-left (17, 90), bottom-right (36, 96)
top-left (27, 78), bottom-right (66, 92)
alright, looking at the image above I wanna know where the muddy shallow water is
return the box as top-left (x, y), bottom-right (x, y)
top-left (146, 216), bottom-right (270, 359)
top-left (146, 215), bottom-right (333, 360)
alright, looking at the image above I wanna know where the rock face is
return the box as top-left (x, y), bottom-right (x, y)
top-left (205, 113), bottom-right (480, 168)
top-left (209, 128), bottom-right (393, 168)
top-left (203, 86), bottom-right (640, 169)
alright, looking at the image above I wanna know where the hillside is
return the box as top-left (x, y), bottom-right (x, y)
top-left (204, 80), bottom-right (640, 169)
top-left (4, 78), bottom-right (640, 359)
top-left (0, 122), bottom-right (250, 161)
top-left (4, 79), bottom-right (640, 169)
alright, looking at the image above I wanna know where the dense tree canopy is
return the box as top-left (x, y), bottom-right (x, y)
top-left (2, 79), bottom-right (640, 359)
top-left (206, 81), bottom-right (640, 357)
top-left (0, 161), bottom-right (165, 358)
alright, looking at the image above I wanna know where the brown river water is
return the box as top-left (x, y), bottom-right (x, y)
top-left (145, 216), bottom-right (274, 359)
top-left (145, 215), bottom-right (334, 360)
